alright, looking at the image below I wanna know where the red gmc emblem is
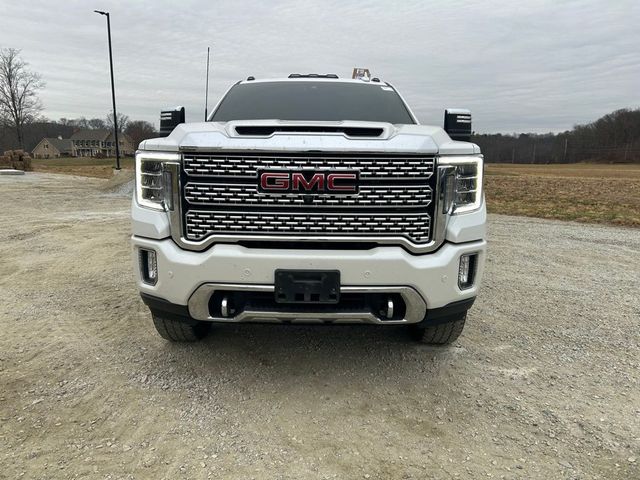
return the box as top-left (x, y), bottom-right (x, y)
top-left (258, 170), bottom-right (359, 194)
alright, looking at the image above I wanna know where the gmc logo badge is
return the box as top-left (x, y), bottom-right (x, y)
top-left (258, 170), bottom-right (359, 194)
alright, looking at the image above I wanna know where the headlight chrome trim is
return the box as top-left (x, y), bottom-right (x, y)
top-left (135, 151), bottom-right (181, 211)
top-left (438, 155), bottom-right (484, 214)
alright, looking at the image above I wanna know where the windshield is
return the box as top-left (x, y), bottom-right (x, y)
top-left (210, 81), bottom-right (415, 124)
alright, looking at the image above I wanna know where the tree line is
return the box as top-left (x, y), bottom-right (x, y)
top-left (472, 108), bottom-right (640, 164)
top-left (0, 115), bottom-right (157, 154)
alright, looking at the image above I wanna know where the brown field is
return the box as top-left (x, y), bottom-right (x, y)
top-left (485, 163), bottom-right (640, 227)
top-left (31, 156), bottom-right (134, 178)
top-left (29, 158), bottom-right (640, 227)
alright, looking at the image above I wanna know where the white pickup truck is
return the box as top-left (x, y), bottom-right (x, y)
top-left (132, 74), bottom-right (486, 344)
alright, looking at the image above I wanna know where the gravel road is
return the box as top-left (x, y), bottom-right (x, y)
top-left (1, 173), bottom-right (638, 479)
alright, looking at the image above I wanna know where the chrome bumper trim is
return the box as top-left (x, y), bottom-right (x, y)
top-left (188, 283), bottom-right (427, 325)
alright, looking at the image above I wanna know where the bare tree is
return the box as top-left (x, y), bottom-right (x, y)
top-left (105, 111), bottom-right (129, 133)
top-left (71, 117), bottom-right (89, 129)
top-left (0, 48), bottom-right (44, 148)
top-left (88, 118), bottom-right (106, 129)
top-left (125, 120), bottom-right (156, 148)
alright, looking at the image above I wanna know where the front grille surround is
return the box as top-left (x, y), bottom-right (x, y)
top-left (171, 151), bottom-right (441, 253)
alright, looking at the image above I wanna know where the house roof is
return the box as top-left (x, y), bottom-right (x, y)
top-left (36, 138), bottom-right (74, 152)
top-left (70, 129), bottom-right (111, 141)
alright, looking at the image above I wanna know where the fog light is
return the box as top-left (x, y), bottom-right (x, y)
top-left (139, 249), bottom-right (158, 285)
top-left (458, 253), bottom-right (477, 289)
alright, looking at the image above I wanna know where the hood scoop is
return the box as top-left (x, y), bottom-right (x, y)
top-left (234, 125), bottom-right (384, 138)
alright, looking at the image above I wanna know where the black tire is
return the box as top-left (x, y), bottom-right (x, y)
top-left (411, 313), bottom-right (466, 345)
top-left (151, 313), bottom-right (211, 342)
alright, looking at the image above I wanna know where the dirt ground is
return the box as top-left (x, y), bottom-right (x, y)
top-left (1, 173), bottom-right (638, 480)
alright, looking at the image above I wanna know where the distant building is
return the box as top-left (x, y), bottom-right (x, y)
top-left (32, 130), bottom-right (134, 158)
top-left (69, 129), bottom-right (134, 157)
top-left (32, 137), bottom-right (74, 158)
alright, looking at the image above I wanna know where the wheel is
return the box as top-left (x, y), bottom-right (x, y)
top-left (151, 313), bottom-right (211, 342)
top-left (411, 313), bottom-right (466, 345)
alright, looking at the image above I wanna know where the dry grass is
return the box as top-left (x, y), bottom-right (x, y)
top-left (486, 163), bottom-right (640, 227)
top-left (31, 157), bottom-right (134, 178)
top-left (29, 158), bottom-right (640, 227)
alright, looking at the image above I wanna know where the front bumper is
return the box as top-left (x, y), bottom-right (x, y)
top-left (141, 291), bottom-right (475, 327)
top-left (132, 236), bottom-right (486, 323)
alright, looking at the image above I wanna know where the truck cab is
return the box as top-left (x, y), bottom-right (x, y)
top-left (132, 75), bottom-right (486, 344)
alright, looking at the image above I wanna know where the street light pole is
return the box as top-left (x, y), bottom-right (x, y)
top-left (94, 10), bottom-right (121, 170)
top-left (204, 46), bottom-right (210, 121)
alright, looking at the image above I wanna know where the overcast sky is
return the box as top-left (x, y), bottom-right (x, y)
top-left (2, 0), bottom-right (638, 133)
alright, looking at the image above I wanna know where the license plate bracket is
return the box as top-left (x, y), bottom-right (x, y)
top-left (274, 269), bottom-right (340, 304)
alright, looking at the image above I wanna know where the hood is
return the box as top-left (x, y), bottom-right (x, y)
top-left (139, 119), bottom-right (480, 155)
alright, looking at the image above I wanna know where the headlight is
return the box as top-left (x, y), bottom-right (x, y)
top-left (440, 155), bottom-right (483, 213)
top-left (135, 152), bottom-right (180, 210)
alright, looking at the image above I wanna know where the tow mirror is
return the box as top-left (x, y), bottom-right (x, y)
top-left (444, 109), bottom-right (472, 141)
top-left (159, 106), bottom-right (185, 137)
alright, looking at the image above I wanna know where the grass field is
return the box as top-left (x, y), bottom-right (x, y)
top-left (485, 163), bottom-right (640, 227)
top-left (30, 157), bottom-right (640, 227)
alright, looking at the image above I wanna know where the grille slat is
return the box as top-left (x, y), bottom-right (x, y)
top-left (183, 153), bottom-right (434, 178)
top-left (185, 211), bottom-right (432, 243)
top-left (181, 152), bottom-right (436, 246)
top-left (184, 183), bottom-right (432, 208)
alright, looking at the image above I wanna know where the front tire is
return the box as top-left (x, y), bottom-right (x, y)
top-left (412, 313), bottom-right (466, 345)
top-left (152, 313), bottom-right (211, 342)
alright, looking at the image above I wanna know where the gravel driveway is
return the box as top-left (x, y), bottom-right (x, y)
top-left (1, 173), bottom-right (638, 479)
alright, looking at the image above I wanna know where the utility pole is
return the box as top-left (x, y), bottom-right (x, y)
top-left (204, 47), bottom-right (210, 121)
top-left (563, 138), bottom-right (568, 163)
top-left (94, 10), bottom-right (121, 170)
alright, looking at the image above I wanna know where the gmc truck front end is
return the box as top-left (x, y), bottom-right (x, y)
top-left (131, 77), bottom-right (486, 344)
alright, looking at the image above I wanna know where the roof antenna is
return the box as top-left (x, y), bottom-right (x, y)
top-left (204, 46), bottom-right (211, 121)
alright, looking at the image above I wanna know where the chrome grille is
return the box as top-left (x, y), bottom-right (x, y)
top-left (180, 151), bottom-right (437, 247)
top-left (184, 183), bottom-right (431, 207)
top-left (183, 152), bottom-right (434, 178)
top-left (186, 211), bottom-right (431, 242)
